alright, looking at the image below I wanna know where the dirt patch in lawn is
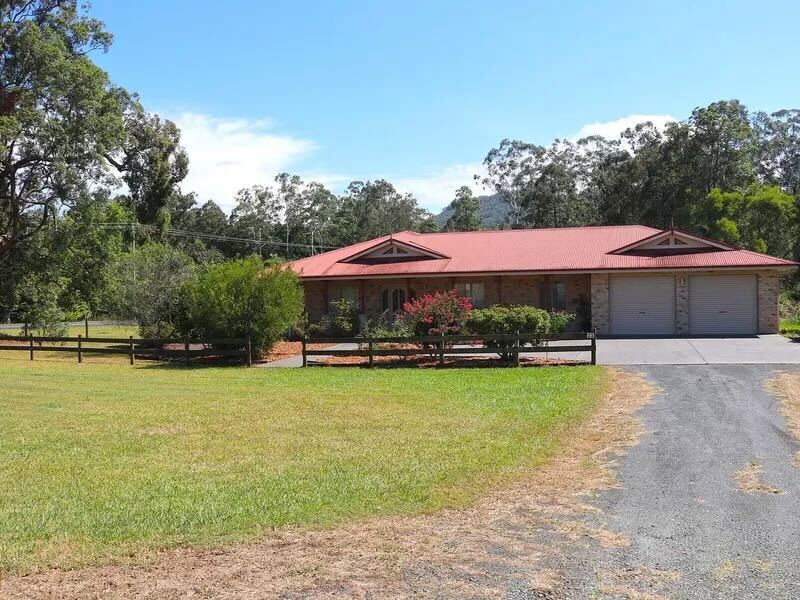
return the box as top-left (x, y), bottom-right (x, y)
top-left (0, 368), bottom-right (655, 599)
top-left (768, 372), bottom-right (800, 467)
top-left (734, 462), bottom-right (783, 495)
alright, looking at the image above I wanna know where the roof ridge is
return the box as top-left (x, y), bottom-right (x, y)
top-left (410, 224), bottom-right (659, 236)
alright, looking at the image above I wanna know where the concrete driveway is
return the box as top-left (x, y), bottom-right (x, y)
top-left (597, 335), bottom-right (800, 365)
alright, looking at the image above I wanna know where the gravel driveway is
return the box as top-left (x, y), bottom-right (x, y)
top-left (557, 364), bottom-right (800, 599)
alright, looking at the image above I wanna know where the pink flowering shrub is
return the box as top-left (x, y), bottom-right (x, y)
top-left (397, 290), bottom-right (472, 337)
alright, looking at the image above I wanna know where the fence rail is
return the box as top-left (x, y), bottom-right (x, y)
top-left (0, 334), bottom-right (252, 366)
top-left (302, 330), bottom-right (596, 367)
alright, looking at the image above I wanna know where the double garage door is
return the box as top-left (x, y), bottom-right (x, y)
top-left (609, 274), bottom-right (757, 336)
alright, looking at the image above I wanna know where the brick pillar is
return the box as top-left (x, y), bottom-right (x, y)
top-left (590, 273), bottom-right (609, 335)
top-left (758, 270), bottom-right (780, 334)
top-left (675, 274), bottom-right (689, 335)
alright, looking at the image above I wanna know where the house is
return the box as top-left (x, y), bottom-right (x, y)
top-left (288, 225), bottom-right (798, 336)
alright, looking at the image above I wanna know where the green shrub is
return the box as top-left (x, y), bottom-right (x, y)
top-left (364, 313), bottom-right (411, 339)
top-left (328, 298), bottom-right (359, 337)
top-left (110, 243), bottom-right (195, 338)
top-left (15, 274), bottom-right (69, 338)
top-left (179, 256), bottom-right (304, 358)
top-left (466, 305), bottom-right (575, 359)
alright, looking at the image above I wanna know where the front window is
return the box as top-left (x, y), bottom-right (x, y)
top-left (331, 285), bottom-right (358, 307)
top-left (382, 288), bottom-right (406, 313)
top-left (539, 281), bottom-right (566, 311)
top-left (456, 282), bottom-right (485, 307)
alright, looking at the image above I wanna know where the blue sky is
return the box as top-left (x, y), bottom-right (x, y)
top-left (90, 0), bottom-right (800, 212)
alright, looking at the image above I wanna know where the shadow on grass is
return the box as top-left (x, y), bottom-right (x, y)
top-left (306, 357), bottom-right (588, 369)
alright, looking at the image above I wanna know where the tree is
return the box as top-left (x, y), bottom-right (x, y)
top-left (695, 185), bottom-right (797, 256)
top-left (332, 180), bottom-right (434, 245)
top-left (479, 139), bottom-right (547, 227)
top-left (55, 192), bottom-right (131, 317)
top-left (0, 0), bottom-right (125, 261)
top-left (444, 186), bottom-right (481, 231)
top-left (110, 243), bottom-right (195, 337)
top-left (105, 91), bottom-right (189, 226)
top-left (178, 256), bottom-right (304, 358)
top-left (754, 109), bottom-right (800, 196)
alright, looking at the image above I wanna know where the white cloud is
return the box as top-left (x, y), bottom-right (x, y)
top-left (574, 114), bottom-right (677, 140)
top-left (171, 112), bottom-right (317, 212)
top-left (392, 163), bottom-right (488, 213)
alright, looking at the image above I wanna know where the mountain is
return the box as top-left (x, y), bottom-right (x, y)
top-left (433, 193), bottom-right (510, 229)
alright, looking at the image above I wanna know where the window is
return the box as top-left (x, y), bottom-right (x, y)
top-left (382, 288), bottom-right (406, 313)
top-left (551, 282), bottom-right (566, 311)
top-left (456, 282), bottom-right (485, 307)
top-left (331, 285), bottom-right (358, 307)
top-left (539, 281), bottom-right (566, 311)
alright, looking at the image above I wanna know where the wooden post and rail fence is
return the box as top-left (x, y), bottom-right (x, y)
top-left (0, 334), bottom-right (252, 366)
top-left (301, 330), bottom-right (597, 367)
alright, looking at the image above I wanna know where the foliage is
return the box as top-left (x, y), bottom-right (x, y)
top-left (327, 297), bottom-right (359, 337)
top-left (110, 243), bottom-right (195, 338)
top-left (330, 179), bottom-right (437, 246)
top-left (0, 1), bottom-right (125, 261)
top-left (364, 312), bottom-right (412, 339)
top-left (435, 193), bottom-right (508, 228)
top-left (0, 358), bottom-right (605, 573)
top-left (694, 184), bottom-right (797, 255)
top-left (397, 290), bottom-right (472, 337)
top-left (466, 305), bottom-right (575, 359)
top-left (14, 274), bottom-right (69, 337)
top-left (443, 186), bottom-right (481, 231)
top-left (178, 256), bottom-right (304, 357)
top-left (105, 90), bottom-right (189, 225)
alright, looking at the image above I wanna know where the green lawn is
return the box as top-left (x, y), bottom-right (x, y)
top-left (0, 357), bottom-right (607, 574)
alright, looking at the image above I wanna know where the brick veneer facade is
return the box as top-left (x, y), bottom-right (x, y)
top-left (589, 269), bottom-right (782, 335)
top-left (305, 270), bottom-right (781, 334)
top-left (302, 274), bottom-right (591, 325)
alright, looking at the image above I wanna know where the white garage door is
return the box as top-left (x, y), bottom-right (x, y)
top-left (689, 275), bottom-right (757, 335)
top-left (610, 276), bottom-right (675, 335)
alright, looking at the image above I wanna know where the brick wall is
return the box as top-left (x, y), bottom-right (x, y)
top-left (303, 274), bottom-right (590, 323)
top-left (590, 273), bottom-right (609, 335)
top-left (304, 270), bottom-right (783, 334)
top-left (757, 270), bottom-right (780, 334)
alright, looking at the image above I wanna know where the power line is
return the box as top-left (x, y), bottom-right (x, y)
top-left (95, 222), bottom-right (340, 252)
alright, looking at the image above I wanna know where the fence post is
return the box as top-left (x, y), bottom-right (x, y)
top-left (368, 338), bottom-right (374, 368)
top-left (185, 338), bottom-right (191, 366)
top-left (514, 330), bottom-right (520, 367)
top-left (77, 334), bottom-right (82, 363)
top-left (246, 337), bottom-right (252, 367)
top-left (129, 336), bottom-right (134, 365)
top-left (24, 322), bottom-right (29, 337)
top-left (84, 313), bottom-right (89, 338)
top-left (590, 328), bottom-right (597, 365)
top-left (301, 337), bottom-right (307, 367)
top-left (29, 337), bottom-right (34, 361)
top-left (439, 332), bottom-right (445, 367)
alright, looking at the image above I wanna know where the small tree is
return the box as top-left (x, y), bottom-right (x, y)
top-left (110, 243), bottom-right (195, 338)
top-left (15, 274), bottom-right (69, 337)
top-left (179, 256), bottom-right (304, 358)
top-left (397, 290), bottom-right (472, 337)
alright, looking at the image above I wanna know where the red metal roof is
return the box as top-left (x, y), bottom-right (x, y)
top-left (289, 225), bottom-right (797, 279)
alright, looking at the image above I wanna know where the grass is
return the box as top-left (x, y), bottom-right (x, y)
top-left (0, 356), bottom-right (607, 574)
top-left (780, 320), bottom-right (800, 338)
top-left (1, 323), bottom-right (138, 338)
